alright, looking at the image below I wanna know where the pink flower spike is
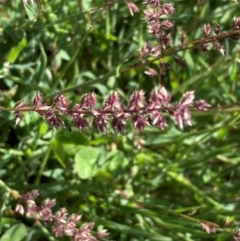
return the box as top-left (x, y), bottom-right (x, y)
top-left (125, 1), bottom-right (139, 16)
top-left (180, 91), bottom-right (195, 106)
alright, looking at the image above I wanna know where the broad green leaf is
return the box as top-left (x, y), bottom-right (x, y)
top-left (101, 150), bottom-right (128, 178)
top-left (6, 37), bottom-right (27, 63)
top-left (23, 1), bottom-right (41, 21)
top-left (74, 147), bottom-right (101, 179)
top-left (0, 224), bottom-right (27, 241)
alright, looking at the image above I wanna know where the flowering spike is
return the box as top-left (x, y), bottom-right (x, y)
top-left (104, 92), bottom-right (121, 111)
top-left (72, 115), bottom-right (88, 131)
top-left (97, 229), bottom-right (110, 239)
top-left (161, 3), bottom-right (175, 15)
top-left (10, 84), bottom-right (212, 132)
top-left (129, 90), bottom-right (146, 110)
top-left (14, 99), bottom-right (27, 109)
top-left (214, 42), bottom-right (225, 55)
top-left (194, 100), bottom-right (211, 111)
top-left (143, 0), bottom-right (159, 7)
top-left (16, 190), bottom-right (109, 240)
top-left (80, 92), bottom-right (97, 109)
top-left (33, 91), bottom-right (43, 109)
top-left (151, 111), bottom-right (167, 130)
top-left (111, 116), bottom-right (126, 133)
top-left (125, 1), bottom-right (139, 16)
top-left (53, 94), bottom-right (69, 114)
top-left (180, 91), bottom-right (195, 106)
top-left (144, 68), bottom-right (158, 76)
top-left (231, 17), bottom-right (240, 30)
top-left (92, 110), bottom-right (108, 132)
top-left (203, 24), bottom-right (212, 37)
top-left (158, 86), bottom-right (171, 105)
top-left (14, 111), bottom-right (22, 126)
top-left (132, 115), bottom-right (149, 131)
top-left (44, 110), bottom-right (63, 128)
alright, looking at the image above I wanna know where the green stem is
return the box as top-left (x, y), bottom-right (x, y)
top-left (34, 145), bottom-right (51, 186)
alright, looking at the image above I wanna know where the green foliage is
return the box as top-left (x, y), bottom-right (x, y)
top-left (0, 224), bottom-right (27, 241)
top-left (1, 0), bottom-right (240, 241)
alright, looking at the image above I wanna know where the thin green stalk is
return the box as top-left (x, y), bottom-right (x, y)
top-left (34, 145), bottom-right (51, 186)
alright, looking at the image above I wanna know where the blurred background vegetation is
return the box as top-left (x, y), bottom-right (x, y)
top-left (1, 0), bottom-right (240, 240)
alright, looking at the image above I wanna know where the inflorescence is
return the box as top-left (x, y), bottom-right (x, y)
top-left (138, 0), bottom-right (240, 61)
top-left (15, 190), bottom-right (109, 241)
top-left (13, 87), bottom-right (210, 132)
